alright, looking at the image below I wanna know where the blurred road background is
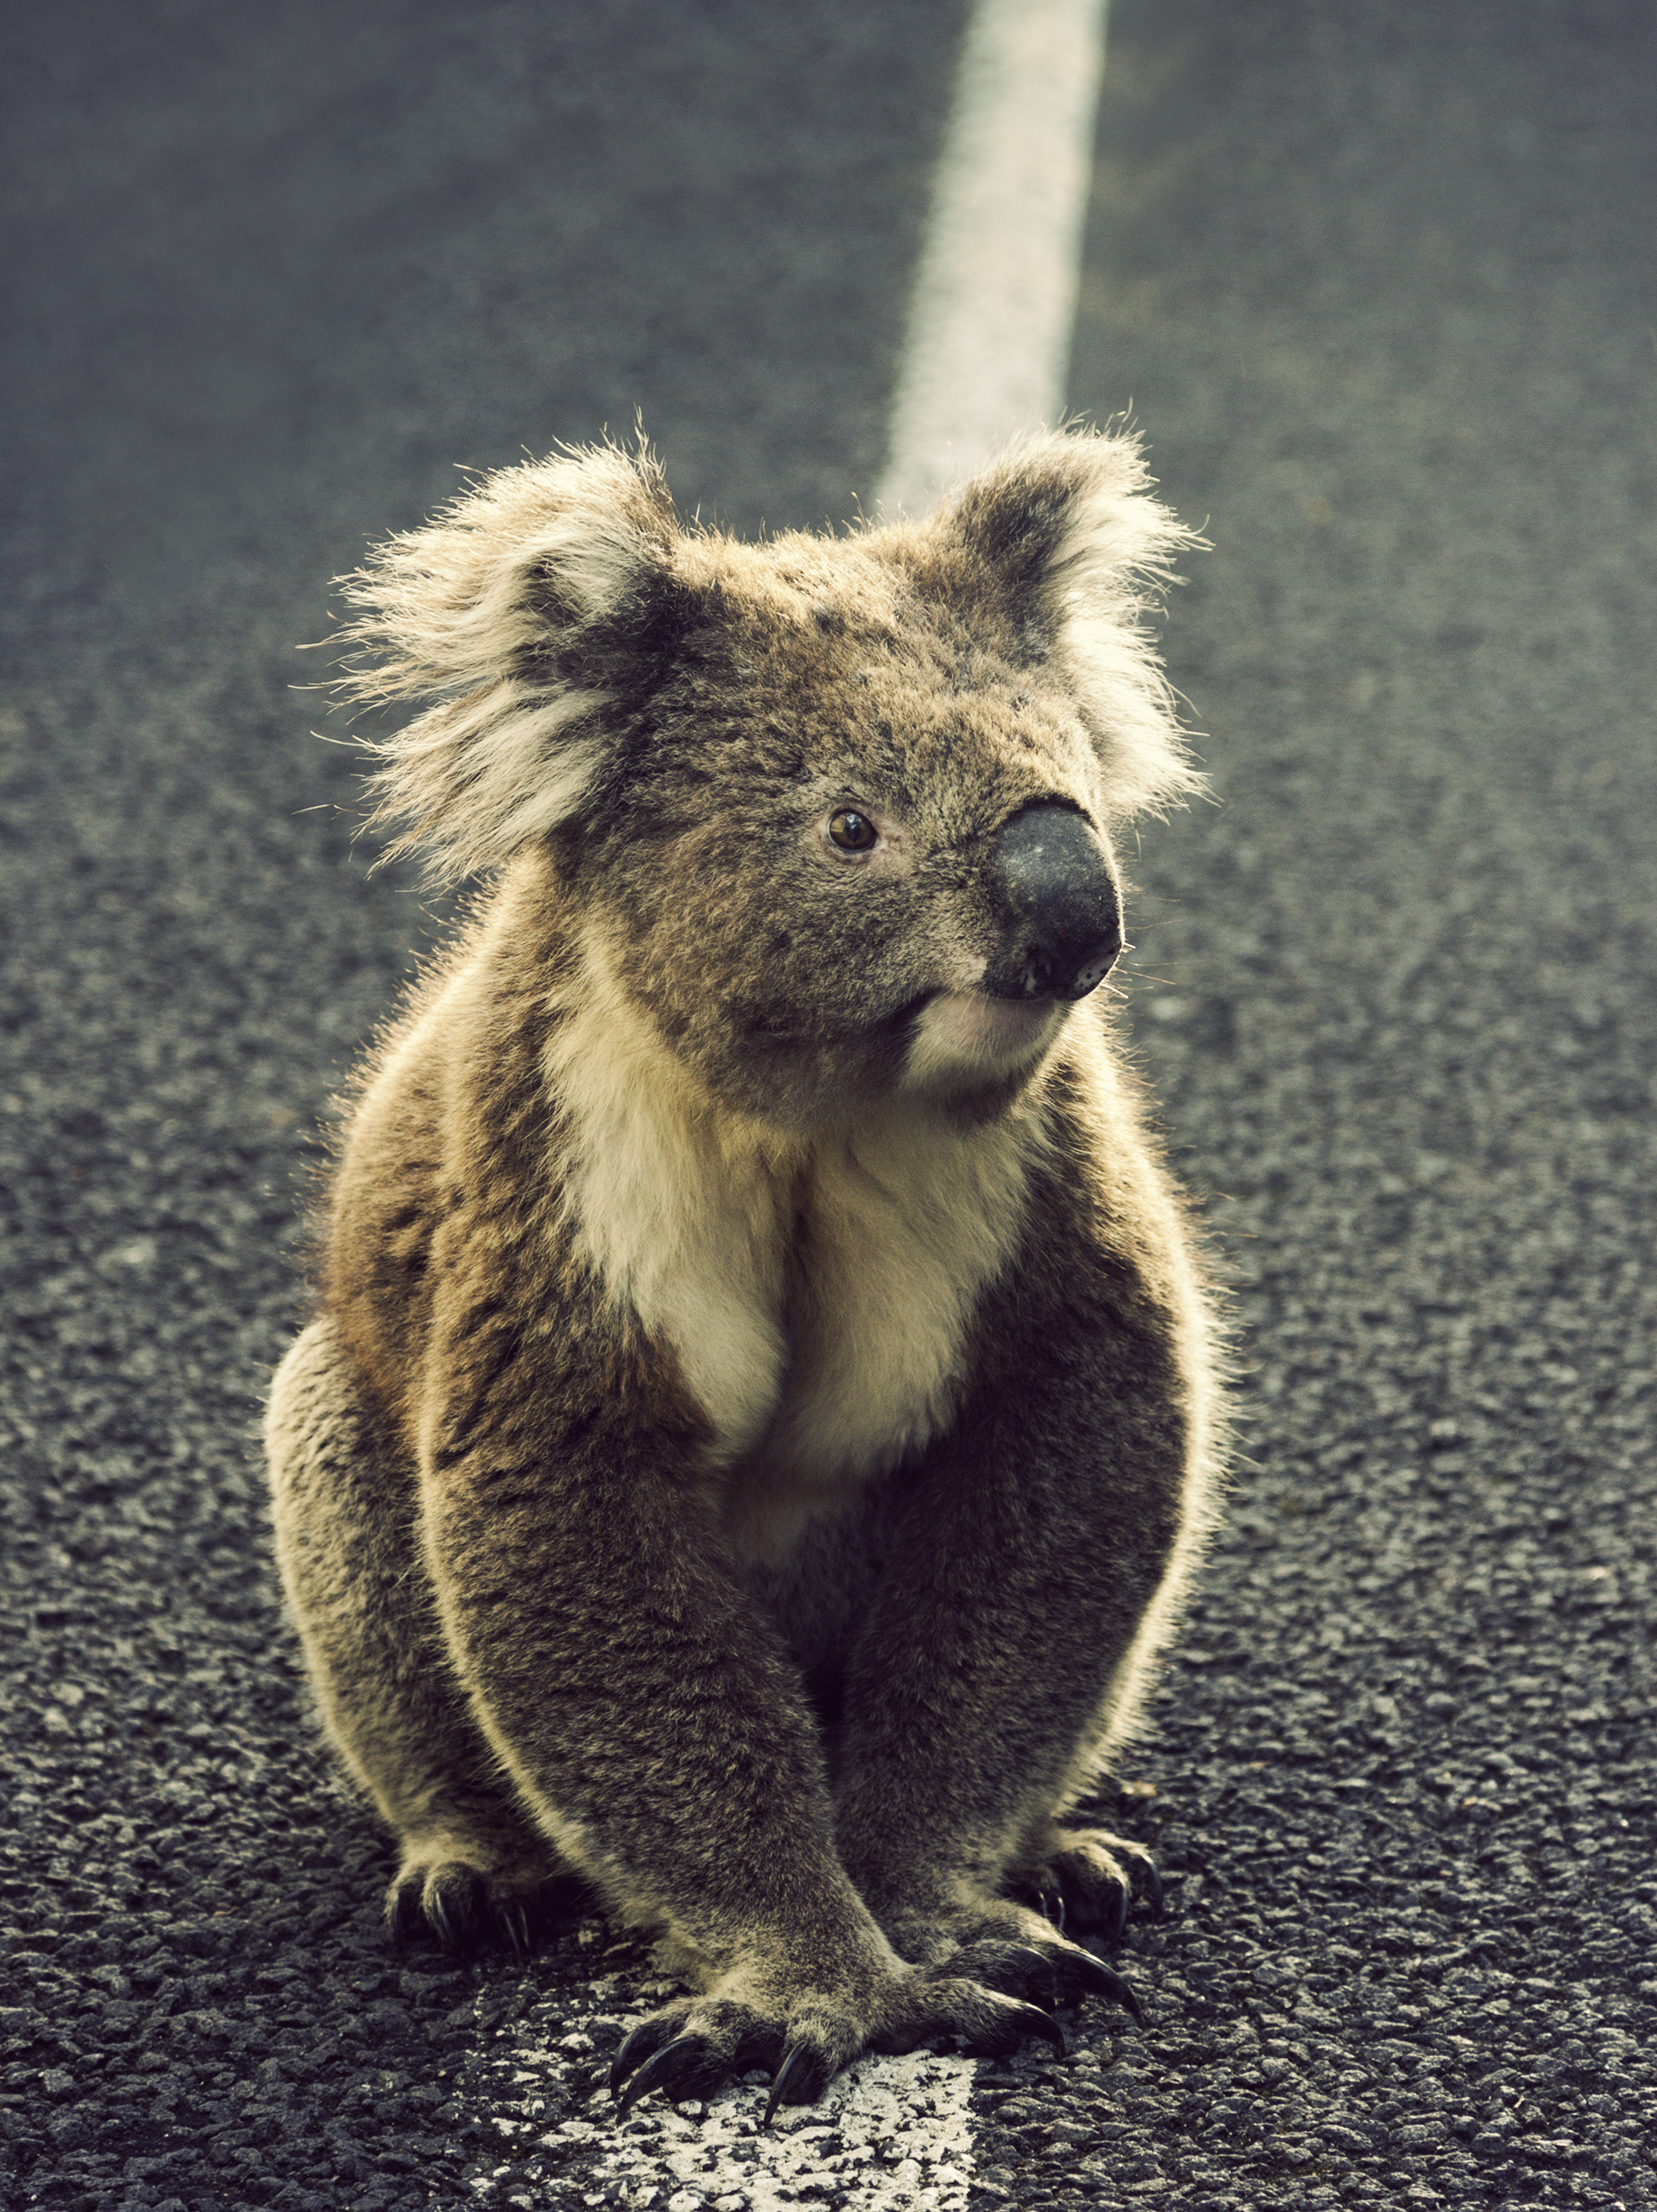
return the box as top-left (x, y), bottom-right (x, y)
top-left (3, 2), bottom-right (1653, 2208)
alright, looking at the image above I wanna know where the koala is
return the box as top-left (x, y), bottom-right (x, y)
top-left (266, 428), bottom-right (1223, 2117)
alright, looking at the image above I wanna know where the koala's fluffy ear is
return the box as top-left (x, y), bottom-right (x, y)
top-left (330, 442), bottom-right (684, 880)
top-left (913, 429), bottom-right (1204, 818)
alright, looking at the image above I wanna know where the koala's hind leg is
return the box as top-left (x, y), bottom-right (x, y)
top-left (266, 1317), bottom-right (576, 1954)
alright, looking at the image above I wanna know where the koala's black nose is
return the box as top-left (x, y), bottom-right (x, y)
top-left (985, 804), bottom-right (1122, 1002)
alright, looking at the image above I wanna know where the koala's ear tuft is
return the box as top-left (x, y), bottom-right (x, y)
top-left (914, 429), bottom-right (1205, 819)
top-left (329, 441), bottom-right (687, 880)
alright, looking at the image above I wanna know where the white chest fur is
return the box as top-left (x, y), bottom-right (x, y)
top-left (544, 956), bottom-right (1033, 1561)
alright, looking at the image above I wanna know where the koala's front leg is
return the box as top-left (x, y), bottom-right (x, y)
top-left (831, 1177), bottom-right (1214, 2026)
top-left (418, 1278), bottom-right (1064, 2109)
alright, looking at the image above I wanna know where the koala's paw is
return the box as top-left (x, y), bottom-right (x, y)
top-left (386, 1841), bottom-right (581, 1963)
top-left (884, 1897), bottom-right (1144, 2031)
top-left (610, 1993), bottom-right (856, 2121)
top-left (1013, 1824), bottom-right (1164, 1939)
top-left (610, 1959), bottom-right (1075, 2121)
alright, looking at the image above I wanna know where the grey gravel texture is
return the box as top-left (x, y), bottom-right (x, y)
top-left (2, 1), bottom-right (1654, 2209)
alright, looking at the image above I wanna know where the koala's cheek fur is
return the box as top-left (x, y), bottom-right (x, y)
top-left (270, 429), bottom-right (1224, 2112)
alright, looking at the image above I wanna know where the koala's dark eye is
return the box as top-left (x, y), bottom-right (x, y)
top-left (828, 809), bottom-right (877, 854)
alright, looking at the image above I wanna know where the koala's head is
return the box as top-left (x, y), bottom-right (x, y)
top-left (335, 432), bottom-right (1200, 1128)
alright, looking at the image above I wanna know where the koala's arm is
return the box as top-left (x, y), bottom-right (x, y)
top-left (831, 1061), bottom-right (1218, 1955)
top-left (407, 1213), bottom-right (899, 2003)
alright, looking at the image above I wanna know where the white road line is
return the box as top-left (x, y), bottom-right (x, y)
top-left (464, 1979), bottom-right (977, 2210)
top-left (465, 1), bottom-right (1112, 2199)
top-left (876, 0), bottom-right (1112, 516)
top-left (595, 2047), bottom-right (978, 2212)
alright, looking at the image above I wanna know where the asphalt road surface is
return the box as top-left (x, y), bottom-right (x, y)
top-left (3, 3), bottom-right (1654, 2209)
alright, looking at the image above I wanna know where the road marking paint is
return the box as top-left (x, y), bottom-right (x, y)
top-left (877, 0), bottom-right (1112, 515)
top-left (596, 2048), bottom-right (978, 2212)
top-left (463, 1974), bottom-right (978, 2210)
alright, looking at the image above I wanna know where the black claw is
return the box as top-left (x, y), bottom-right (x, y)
top-left (1039, 1888), bottom-right (1067, 1934)
top-left (1140, 1860), bottom-right (1165, 1915)
top-left (427, 1888), bottom-right (463, 1956)
top-left (386, 1888), bottom-right (417, 1957)
top-left (499, 1899), bottom-right (531, 1966)
top-left (609, 2019), bottom-right (669, 2101)
top-left (1073, 1951), bottom-right (1144, 2028)
top-left (1110, 1879), bottom-right (1130, 1941)
top-left (762, 2044), bottom-right (815, 2128)
top-left (614, 2031), bottom-right (705, 2119)
top-left (1005, 1998), bottom-right (1068, 2057)
top-left (1004, 1942), bottom-right (1061, 2009)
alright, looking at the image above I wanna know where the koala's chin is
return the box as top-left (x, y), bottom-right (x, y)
top-left (268, 429), bottom-right (1224, 2119)
top-left (901, 988), bottom-right (1068, 1102)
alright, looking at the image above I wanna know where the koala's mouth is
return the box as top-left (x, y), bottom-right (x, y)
top-left (901, 988), bottom-right (1064, 1093)
top-left (731, 989), bottom-right (1059, 1106)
